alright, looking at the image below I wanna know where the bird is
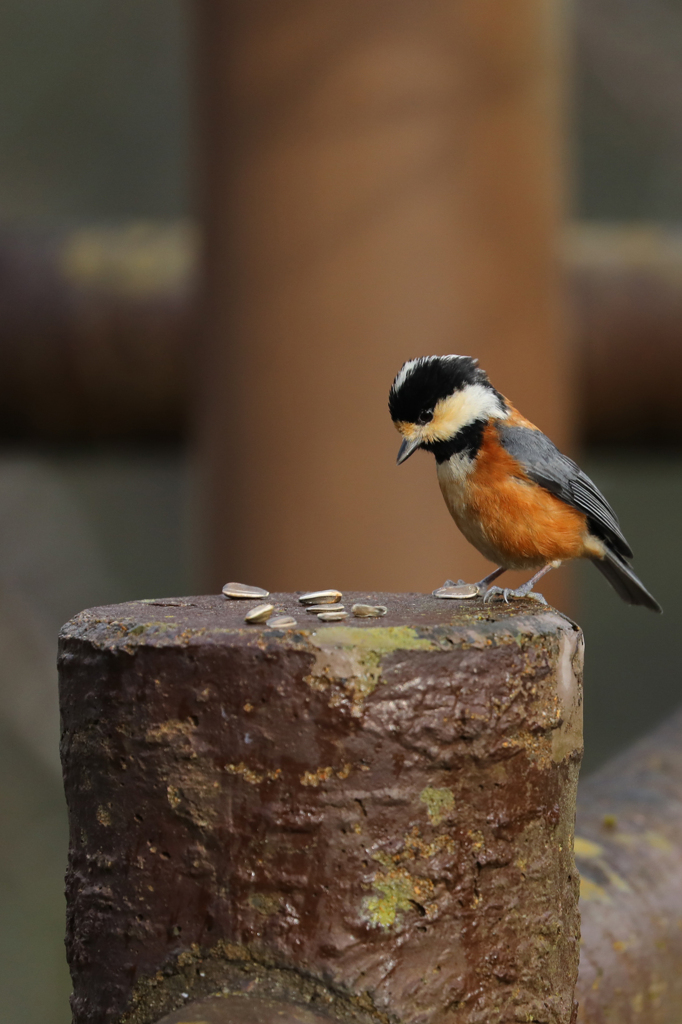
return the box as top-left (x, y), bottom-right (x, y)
top-left (388, 354), bottom-right (661, 612)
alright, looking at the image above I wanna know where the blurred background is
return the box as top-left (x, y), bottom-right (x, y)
top-left (1, 0), bottom-right (681, 1019)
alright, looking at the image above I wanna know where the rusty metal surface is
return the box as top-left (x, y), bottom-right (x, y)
top-left (575, 706), bottom-right (682, 1023)
top-left (59, 593), bottom-right (583, 1024)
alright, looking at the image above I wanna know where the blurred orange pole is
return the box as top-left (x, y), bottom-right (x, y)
top-left (194, 0), bottom-right (570, 606)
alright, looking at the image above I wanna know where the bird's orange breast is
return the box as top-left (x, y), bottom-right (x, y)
top-left (438, 419), bottom-right (594, 570)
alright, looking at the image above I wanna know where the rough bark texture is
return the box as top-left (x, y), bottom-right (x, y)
top-left (59, 593), bottom-right (584, 1024)
top-left (575, 707), bottom-right (682, 1023)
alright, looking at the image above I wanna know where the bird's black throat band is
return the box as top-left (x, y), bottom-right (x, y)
top-left (423, 418), bottom-right (486, 463)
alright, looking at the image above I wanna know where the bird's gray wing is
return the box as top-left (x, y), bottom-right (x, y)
top-left (497, 424), bottom-right (633, 558)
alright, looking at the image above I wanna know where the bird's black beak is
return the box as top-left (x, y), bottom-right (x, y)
top-left (396, 436), bottom-right (421, 465)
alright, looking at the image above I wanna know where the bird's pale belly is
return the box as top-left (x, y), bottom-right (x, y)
top-left (437, 457), bottom-right (591, 570)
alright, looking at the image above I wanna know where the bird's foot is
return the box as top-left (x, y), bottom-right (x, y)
top-left (472, 577), bottom-right (500, 599)
top-left (483, 584), bottom-right (547, 606)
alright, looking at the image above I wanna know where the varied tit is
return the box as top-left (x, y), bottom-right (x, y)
top-left (388, 354), bottom-right (661, 611)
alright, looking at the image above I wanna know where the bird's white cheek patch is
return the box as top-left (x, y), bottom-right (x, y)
top-left (424, 384), bottom-right (505, 443)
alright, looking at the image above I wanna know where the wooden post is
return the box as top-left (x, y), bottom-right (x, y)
top-left (193, 0), bottom-right (570, 607)
top-left (59, 592), bottom-right (583, 1024)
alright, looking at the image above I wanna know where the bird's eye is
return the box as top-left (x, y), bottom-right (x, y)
top-left (417, 409), bottom-right (433, 426)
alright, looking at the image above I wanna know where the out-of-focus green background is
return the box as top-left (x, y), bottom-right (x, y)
top-left (1, 1), bottom-right (681, 1020)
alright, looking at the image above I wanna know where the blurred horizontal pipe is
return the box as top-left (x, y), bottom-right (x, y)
top-left (0, 221), bottom-right (680, 443)
top-left (567, 223), bottom-right (682, 447)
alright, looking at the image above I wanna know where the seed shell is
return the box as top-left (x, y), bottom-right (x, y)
top-left (244, 603), bottom-right (274, 624)
top-left (266, 615), bottom-right (298, 628)
top-left (433, 583), bottom-right (479, 599)
top-left (222, 582), bottom-right (270, 599)
top-left (306, 604), bottom-right (345, 614)
top-left (316, 610), bottom-right (348, 621)
top-left (351, 604), bottom-right (388, 618)
top-left (299, 589), bottom-right (342, 605)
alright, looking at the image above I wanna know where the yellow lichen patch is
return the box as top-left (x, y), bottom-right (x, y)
top-left (96, 805), bottom-right (112, 826)
top-left (249, 893), bottom-right (282, 916)
top-left (380, 827), bottom-right (455, 863)
top-left (574, 836), bottom-right (604, 859)
top-left (145, 719), bottom-right (196, 745)
top-left (167, 785), bottom-right (181, 809)
top-left (403, 827), bottom-right (455, 860)
top-left (468, 829), bottom-right (485, 853)
top-left (579, 876), bottom-right (611, 904)
top-left (305, 627), bottom-right (435, 709)
top-left (225, 762), bottom-right (281, 785)
top-left (300, 763), bottom-right (354, 786)
top-left (303, 673), bottom-right (330, 693)
top-left (300, 767), bottom-right (334, 787)
top-left (313, 625), bottom-right (434, 655)
top-left (420, 787), bottom-right (455, 825)
top-left (363, 864), bottom-right (435, 930)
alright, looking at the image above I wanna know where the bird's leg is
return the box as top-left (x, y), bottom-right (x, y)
top-left (484, 562), bottom-right (560, 606)
top-left (473, 566), bottom-right (506, 596)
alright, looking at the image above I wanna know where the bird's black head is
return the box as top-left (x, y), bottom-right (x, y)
top-left (388, 354), bottom-right (506, 464)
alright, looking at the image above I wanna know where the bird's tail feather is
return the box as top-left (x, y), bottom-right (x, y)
top-left (591, 548), bottom-right (662, 613)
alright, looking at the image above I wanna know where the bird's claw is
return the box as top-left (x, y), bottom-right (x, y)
top-left (483, 586), bottom-right (547, 606)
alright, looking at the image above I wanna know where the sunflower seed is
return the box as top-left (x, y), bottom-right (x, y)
top-left (433, 583), bottom-right (479, 599)
top-left (306, 604), bottom-right (345, 614)
top-left (244, 603), bottom-right (274, 624)
top-left (316, 610), bottom-right (348, 621)
top-left (266, 615), bottom-right (298, 628)
top-left (222, 582), bottom-right (270, 599)
top-left (351, 604), bottom-right (388, 618)
top-left (298, 589), bottom-right (342, 605)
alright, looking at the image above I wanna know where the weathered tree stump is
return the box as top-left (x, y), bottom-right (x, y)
top-left (59, 593), bottom-right (584, 1024)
